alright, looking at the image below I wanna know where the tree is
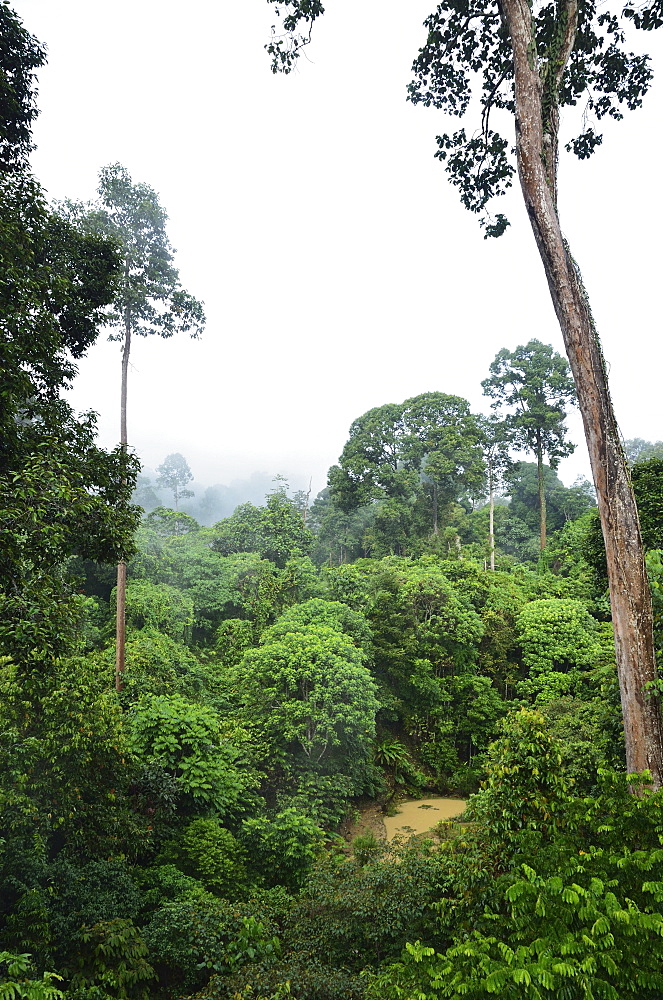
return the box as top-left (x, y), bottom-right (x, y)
top-left (129, 693), bottom-right (252, 817)
top-left (156, 453), bottom-right (194, 510)
top-left (625, 439), bottom-right (663, 466)
top-left (329, 392), bottom-right (485, 541)
top-left (0, 19), bottom-right (139, 667)
top-left (309, 0), bottom-right (663, 781)
top-left (261, 0), bottom-right (663, 784)
top-left (477, 416), bottom-right (513, 570)
top-left (507, 462), bottom-right (596, 537)
top-left (0, 2), bottom-right (45, 173)
top-left (213, 481), bottom-right (314, 568)
top-left (482, 340), bottom-right (576, 553)
top-left (235, 623), bottom-right (379, 765)
top-left (67, 164), bottom-right (205, 692)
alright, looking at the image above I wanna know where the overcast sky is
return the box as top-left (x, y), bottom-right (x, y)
top-left (14, 0), bottom-right (663, 499)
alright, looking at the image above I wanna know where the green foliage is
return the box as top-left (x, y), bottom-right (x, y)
top-left (143, 890), bottom-right (282, 991)
top-left (540, 697), bottom-right (622, 794)
top-left (0, 3), bottom-right (45, 170)
top-left (351, 831), bottom-right (380, 866)
top-left (370, 861), bottom-right (663, 998)
top-left (142, 506), bottom-right (200, 538)
top-left (0, 953), bottom-right (63, 1000)
top-left (308, 487), bottom-right (375, 566)
top-left (167, 818), bottom-right (248, 898)
top-left (507, 463), bottom-right (595, 534)
top-left (42, 858), bottom-right (142, 967)
top-left (275, 770), bottom-right (381, 829)
top-left (223, 915), bottom-right (281, 972)
top-left (632, 459), bottom-right (663, 550)
top-left (128, 694), bottom-right (255, 817)
top-left (131, 523), bottom-right (298, 644)
top-left (363, 559), bottom-right (485, 734)
top-left (374, 736), bottom-right (410, 769)
top-left (466, 709), bottom-right (572, 843)
top-left (516, 597), bottom-right (611, 679)
top-left (113, 630), bottom-right (201, 701)
top-left (262, 599), bottom-right (372, 653)
top-left (216, 619), bottom-right (256, 668)
top-left (142, 889), bottom-right (235, 990)
top-left (0, 166), bottom-right (139, 665)
top-left (236, 624), bottom-right (378, 766)
top-left (240, 810), bottom-right (325, 890)
top-left (124, 581), bottom-right (194, 642)
top-left (210, 984), bottom-right (294, 1000)
top-left (580, 461), bottom-right (663, 589)
top-left (66, 164), bottom-right (205, 343)
top-left (483, 342), bottom-right (576, 468)
top-left (0, 657), bottom-right (142, 859)
top-left (66, 919), bottom-right (154, 999)
top-left (404, 0), bottom-right (655, 233)
top-left (284, 841), bottom-right (450, 970)
top-left (648, 548), bottom-right (663, 635)
top-left (213, 483), bottom-right (313, 569)
top-left (625, 438), bottom-right (663, 465)
top-left (329, 392), bottom-right (485, 548)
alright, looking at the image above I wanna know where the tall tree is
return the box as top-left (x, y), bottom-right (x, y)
top-left (482, 340), bottom-right (576, 552)
top-left (329, 392), bottom-right (484, 539)
top-left (68, 164), bottom-right (205, 692)
top-left (262, 0), bottom-right (663, 784)
top-left (0, 11), bottom-right (139, 668)
top-left (476, 415), bottom-right (513, 570)
top-left (156, 453), bottom-right (194, 510)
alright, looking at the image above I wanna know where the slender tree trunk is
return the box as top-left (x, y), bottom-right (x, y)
top-left (488, 462), bottom-right (495, 571)
top-left (115, 312), bottom-right (131, 694)
top-left (302, 477), bottom-right (312, 526)
top-left (432, 480), bottom-right (439, 536)
top-left (536, 435), bottom-right (546, 551)
top-left (499, 0), bottom-right (663, 785)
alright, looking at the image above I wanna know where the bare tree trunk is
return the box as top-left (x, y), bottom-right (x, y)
top-left (536, 436), bottom-right (546, 551)
top-left (488, 461), bottom-right (495, 571)
top-left (115, 313), bottom-right (131, 694)
top-left (432, 480), bottom-right (439, 536)
top-left (302, 477), bottom-right (312, 526)
top-left (499, 0), bottom-right (663, 785)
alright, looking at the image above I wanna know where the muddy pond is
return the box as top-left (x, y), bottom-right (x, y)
top-left (383, 797), bottom-right (466, 841)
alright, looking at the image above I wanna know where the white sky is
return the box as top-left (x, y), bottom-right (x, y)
top-left (14, 0), bottom-right (663, 499)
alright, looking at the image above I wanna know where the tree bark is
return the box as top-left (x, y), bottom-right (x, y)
top-left (499, 0), bottom-right (663, 785)
top-left (115, 311), bottom-right (131, 694)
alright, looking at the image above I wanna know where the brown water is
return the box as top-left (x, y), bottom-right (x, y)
top-left (383, 797), bottom-right (466, 841)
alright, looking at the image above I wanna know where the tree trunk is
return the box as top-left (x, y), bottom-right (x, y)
top-left (499, 0), bottom-right (663, 785)
top-left (488, 461), bottom-right (495, 571)
top-left (432, 480), bottom-right (439, 536)
top-left (536, 435), bottom-right (546, 551)
top-left (115, 312), bottom-right (131, 694)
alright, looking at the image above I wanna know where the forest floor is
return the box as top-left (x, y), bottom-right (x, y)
top-left (339, 800), bottom-right (388, 846)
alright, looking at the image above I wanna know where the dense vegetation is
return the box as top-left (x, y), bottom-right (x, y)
top-left (3, 3), bottom-right (663, 999)
top-left (6, 380), bottom-right (663, 999)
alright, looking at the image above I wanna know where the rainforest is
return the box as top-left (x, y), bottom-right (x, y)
top-left (3, 1), bottom-right (663, 999)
